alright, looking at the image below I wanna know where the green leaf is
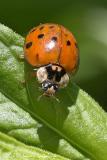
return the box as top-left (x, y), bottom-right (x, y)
top-left (26, 63), bottom-right (107, 160)
top-left (0, 23), bottom-right (107, 160)
top-left (0, 24), bottom-right (87, 160)
top-left (0, 131), bottom-right (70, 160)
top-left (0, 92), bottom-right (85, 160)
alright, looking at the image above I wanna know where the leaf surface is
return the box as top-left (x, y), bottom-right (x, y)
top-left (0, 23), bottom-right (107, 160)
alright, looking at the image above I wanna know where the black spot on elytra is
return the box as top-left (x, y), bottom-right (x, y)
top-left (49, 25), bottom-right (55, 29)
top-left (30, 28), bottom-right (36, 33)
top-left (36, 53), bottom-right (39, 61)
top-left (65, 34), bottom-right (68, 37)
top-left (66, 40), bottom-right (71, 46)
top-left (26, 42), bottom-right (32, 49)
top-left (38, 34), bottom-right (44, 39)
top-left (51, 37), bottom-right (57, 42)
top-left (39, 26), bottom-right (44, 30)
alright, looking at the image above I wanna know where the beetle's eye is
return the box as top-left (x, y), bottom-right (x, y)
top-left (53, 84), bottom-right (58, 91)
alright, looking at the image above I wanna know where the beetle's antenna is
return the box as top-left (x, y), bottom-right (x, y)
top-left (37, 94), bottom-right (43, 101)
top-left (37, 93), bottom-right (60, 103)
top-left (52, 95), bottom-right (60, 103)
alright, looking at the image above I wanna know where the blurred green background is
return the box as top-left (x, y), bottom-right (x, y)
top-left (0, 0), bottom-right (107, 110)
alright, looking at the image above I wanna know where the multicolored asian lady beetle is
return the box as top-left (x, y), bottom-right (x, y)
top-left (24, 23), bottom-right (79, 97)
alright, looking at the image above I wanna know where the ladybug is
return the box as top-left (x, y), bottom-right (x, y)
top-left (24, 23), bottom-right (79, 97)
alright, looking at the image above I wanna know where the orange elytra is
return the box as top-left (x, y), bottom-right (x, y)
top-left (24, 23), bottom-right (79, 97)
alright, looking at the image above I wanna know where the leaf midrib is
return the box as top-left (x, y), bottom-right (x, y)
top-left (26, 82), bottom-right (95, 160)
